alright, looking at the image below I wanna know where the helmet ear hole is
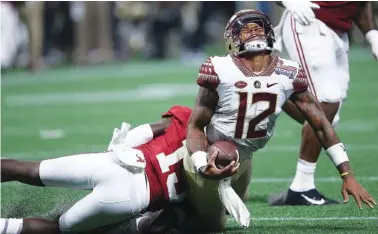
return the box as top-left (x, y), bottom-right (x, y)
top-left (229, 44), bottom-right (232, 50)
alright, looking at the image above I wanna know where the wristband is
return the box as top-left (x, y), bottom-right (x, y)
top-left (191, 151), bottom-right (207, 172)
top-left (325, 143), bottom-right (349, 167)
top-left (340, 171), bottom-right (354, 178)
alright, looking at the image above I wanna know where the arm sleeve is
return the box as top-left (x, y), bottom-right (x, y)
top-left (123, 124), bottom-right (154, 148)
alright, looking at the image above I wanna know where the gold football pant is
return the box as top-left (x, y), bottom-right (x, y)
top-left (183, 151), bottom-right (252, 231)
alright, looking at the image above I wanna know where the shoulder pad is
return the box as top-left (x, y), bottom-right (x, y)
top-left (292, 65), bottom-right (308, 93)
top-left (196, 57), bottom-right (220, 89)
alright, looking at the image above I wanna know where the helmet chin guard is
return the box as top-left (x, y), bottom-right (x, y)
top-left (224, 9), bottom-right (275, 56)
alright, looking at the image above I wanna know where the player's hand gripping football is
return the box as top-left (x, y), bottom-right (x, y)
top-left (199, 150), bottom-right (240, 180)
top-left (341, 174), bottom-right (376, 209)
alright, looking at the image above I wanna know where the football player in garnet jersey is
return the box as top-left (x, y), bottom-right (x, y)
top-left (0, 106), bottom-right (192, 234)
top-left (181, 8), bottom-right (375, 232)
top-left (270, 1), bottom-right (378, 206)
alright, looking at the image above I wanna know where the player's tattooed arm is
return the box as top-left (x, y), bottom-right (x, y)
top-left (187, 87), bottom-right (219, 155)
top-left (290, 90), bottom-right (340, 149)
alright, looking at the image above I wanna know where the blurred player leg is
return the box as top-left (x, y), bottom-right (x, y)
top-left (94, 1), bottom-right (115, 62)
top-left (270, 14), bottom-right (349, 205)
top-left (0, 3), bottom-right (21, 71)
top-left (72, 2), bottom-right (90, 64)
top-left (23, 1), bottom-right (45, 71)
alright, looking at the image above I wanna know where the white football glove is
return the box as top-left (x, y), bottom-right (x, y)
top-left (366, 30), bottom-right (378, 60)
top-left (107, 122), bottom-right (131, 151)
top-left (282, 0), bottom-right (320, 26)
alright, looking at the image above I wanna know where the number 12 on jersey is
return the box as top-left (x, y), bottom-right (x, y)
top-left (234, 92), bottom-right (277, 139)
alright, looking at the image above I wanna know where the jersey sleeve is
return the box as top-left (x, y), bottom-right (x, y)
top-left (292, 65), bottom-right (308, 93)
top-left (162, 105), bottom-right (192, 125)
top-left (196, 57), bottom-right (221, 90)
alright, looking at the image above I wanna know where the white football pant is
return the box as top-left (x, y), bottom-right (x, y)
top-left (278, 11), bottom-right (350, 126)
top-left (39, 151), bottom-right (149, 232)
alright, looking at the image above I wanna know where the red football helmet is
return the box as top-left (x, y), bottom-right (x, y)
top-left (224, 9), bottom-right (275, 56)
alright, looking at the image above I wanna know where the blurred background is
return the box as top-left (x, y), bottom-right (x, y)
top-left (2, 1), bottom-right (378, 72)
top-left (2, 2), bottom-right (378, 230)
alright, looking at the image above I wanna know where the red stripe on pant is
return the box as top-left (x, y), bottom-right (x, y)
top-left (290, 15), bottom-right (318, 99)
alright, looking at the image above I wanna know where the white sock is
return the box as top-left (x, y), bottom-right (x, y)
top-left (289, 159), bottom-right (316, 192)
top-left (0, 218), bottom-right (23, 234)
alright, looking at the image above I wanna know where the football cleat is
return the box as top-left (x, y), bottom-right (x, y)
top-left (268, 188), bottom-right (340, 206)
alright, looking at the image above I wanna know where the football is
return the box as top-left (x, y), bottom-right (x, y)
top-left (207, 141), bottom-right (239, 168)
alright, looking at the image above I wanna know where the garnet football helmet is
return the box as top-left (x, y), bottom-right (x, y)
top-left (224, 9), bottom-right (275, 56)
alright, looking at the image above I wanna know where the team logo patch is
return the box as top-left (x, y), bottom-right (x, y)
top-left (254, 81), bottom-right (261, 89)
top-left (234, 81), bottom-right (248, 89)
top-left (275, 65), bottom-right (297, 79)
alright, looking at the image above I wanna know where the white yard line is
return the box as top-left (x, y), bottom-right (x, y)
top-left (228, 217), bottom-right (378, 222)
top-left (1, 144), bottom-right (377, 159)
top-left (1, 144), bottom-right (378, 184)
top-left (1, 62), bottom-right (191, 87)
top-left (257, 144), bottom-right (378, 152)
top-left (3, 83), bottom-right (199, 107)
top-left (4, 82), bottom-right (378, 109)
top-left (2, 116), bottom-right (376, 135)
top-left (251, 176), bottom-right (378, 183)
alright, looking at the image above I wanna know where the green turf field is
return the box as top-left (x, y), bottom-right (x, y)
top-left (1, 47), bottom-right (378, 233)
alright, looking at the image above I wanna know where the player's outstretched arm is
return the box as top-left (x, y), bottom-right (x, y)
top-left (355, 2), bottom-right (378, 60)
top-left (290, 90), bottom-right (340, 149)
top-left (187, 86), bottom-right (218, 176)
top-left (290, 90), bottom-right (376, 209)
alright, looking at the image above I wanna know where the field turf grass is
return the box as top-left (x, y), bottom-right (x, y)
top-left (1, 47), bottom-right (378, 233)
